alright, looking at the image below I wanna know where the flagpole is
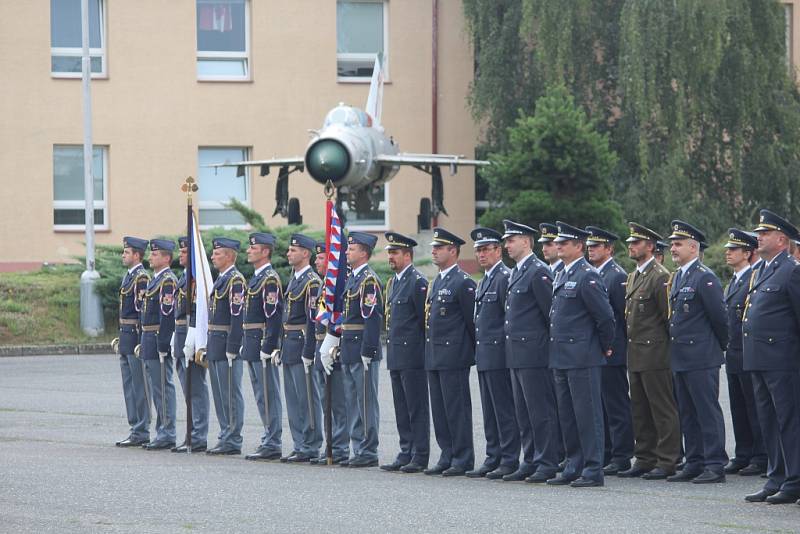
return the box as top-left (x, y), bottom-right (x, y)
top-left (182, 177), bottom-right (198, 453)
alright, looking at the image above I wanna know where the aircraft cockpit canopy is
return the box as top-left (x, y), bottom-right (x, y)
top-left (323, 105), bottom-right (372, 128)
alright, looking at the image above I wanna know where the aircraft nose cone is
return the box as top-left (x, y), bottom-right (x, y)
top-left (306, 139), bottom-right (350, 183)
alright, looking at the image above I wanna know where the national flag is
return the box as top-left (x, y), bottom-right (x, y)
top-left (189, 209), bottom-right (214, 352)
top-left (316, 199), bottom-right (347, 333)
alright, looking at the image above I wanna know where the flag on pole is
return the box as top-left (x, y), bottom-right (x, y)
top-left (316, 199), bottom-right (347, 333)
top-left (189, 209), bottom-right (213, 351)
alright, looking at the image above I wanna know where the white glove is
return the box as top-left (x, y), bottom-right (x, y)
top-left (239, 345), bottom-right (244, 357)
top-left (271, 349), bottom-right (282, 366)
top-left (110, 338), bottom-right (120, 355)
top-left (169, 333), bottom-right (176, 356)
top-left (159, 351), bottom-right (168, 363)
top-left (302, 357), bottom-right (314, 373)
top-left (321, 348), bottom-right (335, 376)
top-left (361, 355), bottom-right (372, 368)
top-left (319, 334), bottom-right (340, 363)
top-left (260, 350), bottom-right (272, 363)
top-left (183, 327), bottom-right (196, 361)
top-left (226, 352), bottom-right (237, 366)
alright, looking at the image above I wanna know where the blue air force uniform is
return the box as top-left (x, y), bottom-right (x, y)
top-left (139, 239), bottom-right (178, 448)
top-left (502, 221), bottom-right (561, 481)
top-left (205, 238), bottom-right (246, 453)
top-left (425, 228), bottom-right (477, 473)
top-left (743, 210), bottom-right (800, 498)
top-left (281, 234), bottom-right (322, 460)
top-left (384, 232), bottom-right (430, 469)
top-left (115, 237), bottom-right (151, 445)
top-left (173, 237), bottom-right (210, 451)
top-left (667, 221), bottom-right (729, 479)
top-left (311, 241), bottom-right (350, 464)
top-left (241, 233), bottom-right (283, 459)
top-left (586, 227), bottom-right (634, 469)
top-left (337, 232), bottom-right (383, 466)
top-left (548, 223), bottom-right (615, 485)
top-left (468, 227), bottom-right (519, 477)
top-left (722, 230), bottom-right (766, 473)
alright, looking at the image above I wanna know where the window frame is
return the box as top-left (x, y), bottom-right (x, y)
top-left (50, 0), bottom-right (107, 79)
top-left (197, 146), bottom-right (252, 229)
top-left (343, 183), bottom-right (390, 231)
top-left (53, 144), bottom-right (109, 232)
top-left (336, 0), bottom-right (390, 84)
top-left (196, 0), bottom-right (251, 82)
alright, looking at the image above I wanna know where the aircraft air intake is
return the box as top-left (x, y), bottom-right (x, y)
top-left (305, 139), bottom-right (351, 184)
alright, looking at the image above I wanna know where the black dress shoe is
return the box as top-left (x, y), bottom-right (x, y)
top-left (666, 469), bottom-right (702, 482)
top-left (603, 461), bottom-right (630, 475)
top-left (618, 465), bottom-right (652, 478)
top-left (144, 441), bottom-right (175, 451)
top-left (641, 467), bottom-right (673, 480)
top-left (465, 464), bottom-right (496, 478)
top-left (503, 468), bottom-right (534, 482)
top-left (442, 466), bottom-right (467, 477)
top-left (571, 477), bottom-right (604, 488)
top-left (380, 460), bottom-right (407, 472)
top-left (206, 447), bottom-right (241, 455)
top-left (692, 470), bottom-right (725, 484)
top-left (245, 449), bottom-right (282, 461)
top-left (724, 460), bottom-right (747, 474)
top-left (745, 489), bottom-right (778, 502)
top-left (173, 442), bottom-right (207, 453)
top-left (339, 458), bottom-right (350, 467)
top-left (766, 491), bottom-right (800, 505)
top-left (738, 463), bottom-right (766, 476)
top-left (280, 452), bottom-right (300, 463)
top-left (525, 471), bottom-right (555, 483)
top-left (349, 456), bottom-right (379, 468)
top-left (286, 453), bottom-right (312, 463)
top-left (116, 436), bottom-right (148, 448)
top-left (546, 474), bottom-right (578, 486)
top-left (424, 464), bottom-right (448, 476)
top-left (400, 462), bottom-right (425, 473)
top-left (486, 465), bottom-right (516, 480)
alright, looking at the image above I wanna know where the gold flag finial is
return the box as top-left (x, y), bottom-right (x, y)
top-left (182, 176), bottom-right (198, 204)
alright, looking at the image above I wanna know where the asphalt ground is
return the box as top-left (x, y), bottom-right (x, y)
top-left (1, 354), bottom-right (798, 533)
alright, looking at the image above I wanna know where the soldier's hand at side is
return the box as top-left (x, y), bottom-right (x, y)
top-left (605, 349), bottom-right (613, 358)
top-left (271, 349), bottom-right (282, 366)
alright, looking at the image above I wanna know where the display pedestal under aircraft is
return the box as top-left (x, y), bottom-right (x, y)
top-left (205, 57), bottom-right (488, 228)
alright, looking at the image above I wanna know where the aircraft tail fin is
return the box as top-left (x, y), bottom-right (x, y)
top-left (365, 55), bottom-right (384, 127)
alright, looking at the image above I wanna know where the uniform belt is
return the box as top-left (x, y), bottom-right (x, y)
top-left (140, 325), bottom-right (159, 332)
top-left (315, 333), bottom-right (325, 341)
top-left (175, 319), bottom-right (187, 326)
top-left (119, 318), bottom-right (138, 326)
top-left (208, 324), bottom-right (231, 333)
top-left (340, 324), bottom-right (365, 331)
top-left (243, 322), bottom-right (266, 330)
top-left (282, 323), bottom-right (306, 331)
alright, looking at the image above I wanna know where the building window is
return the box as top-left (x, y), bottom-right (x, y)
top-left (336, 0), bottom-right (388, 82)
top-left (50, 0), bottom-right (106, 78)
top-left (343, 184), bottom-right (389, 230)
top-left (196, 0), bottom-right (250, 80)
top-left (198, 147), bottom-right (250, 227)
top-left (786, 3), bottom-right (794, 70)
top-left (53, 145), bottom-right (108, 230)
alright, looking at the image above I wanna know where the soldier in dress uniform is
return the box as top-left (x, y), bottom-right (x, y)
top-left (139, 239), bottom-right (178, 450)
top-left (501, 220), bottom-right (561, 483)
top-left (742, 210), bottom-right (800, 505)
top-left (380, 232), bottom-right (431, 474)
top-left (465, 227), bottom-right (519, 480)
top-left (204, 237), bottom-right (246, 455)
top-left (171, 236), bottom-right (210, 453)
top-left (277, 234), bottom-right (322, 463)
top-left (311, 241), bottom-right (350, 465)
top-left (546, 222), bottom-right (615, 488)
top-left (423, 228), bottom-right (477, 477)
top-left (539, 223), bottom-right (563, 275)
top-left (654, 241), bottom-right (668, 265)
top-left (113, 237), bottom-right (151, 447)
top-left (585, 226), bottom-right (634, 475)
top-left (665, 221), bottom-right (728, 483)
top-left (722, 229), bottom-right (767, 477)
top-left (618, 223), bottom-right (681, 480)
top-left (241, 233), bottom-right (284, 461)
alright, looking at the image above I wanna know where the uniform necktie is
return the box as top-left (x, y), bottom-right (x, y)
top-left (672, 269), bottom-right (683, 293)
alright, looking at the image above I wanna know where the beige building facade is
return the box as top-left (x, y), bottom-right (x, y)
top-left (0, 0), bottom-right (480, 269)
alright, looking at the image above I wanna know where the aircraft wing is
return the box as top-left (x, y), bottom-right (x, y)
top-left (202, 157), bottom-right (305, 175)
top-left (375, 153), bottom-right (489, 169)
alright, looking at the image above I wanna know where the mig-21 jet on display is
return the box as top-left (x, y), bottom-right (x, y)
top-left (205, 57), bottom-right (488, 228)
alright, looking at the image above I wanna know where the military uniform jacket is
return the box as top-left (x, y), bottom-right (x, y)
top-left (474, 261), bottom-right (510, 371)
top-left (139, 268), bottom-right (177, 359)
top-left (724, 266), bottom-right (752, 373)
top-left (385, 265), bottom-right (428, 370)
top-left (241, 265), bottom-right (283, 362)
top-left (599, 259), bottom-right (628, 367)
top-left (668, 261), bottom-right (727, 372)
top-left (549, 258), bottom-right (615, 370)
top-left (282, 267), bottom-right (321, 364)
top-left (118, 264), bottom-right (150, 355)
top-left (424, 266), bottom-right (477, 370)
top-left (742, 251), bottom-right (800, 371)
top-left (337, 265), bottom-right (383, 365)
top-left (206, 266), bottom-right (246, 361)
top-left (624, 259), bottom-right (671, 372)
top-left (504, 254), bottom-right (553, 369)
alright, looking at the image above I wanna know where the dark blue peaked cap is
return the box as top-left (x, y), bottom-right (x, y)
top-left (178, 236), bottom-right (189, 249)
top-left (668, 220), bottom-right (706, 243)
top-left (753, 209), bottom-right (800, 241)
top-left (123, 236), bottom-right (148, 251)
top-left (315, 241), bottom-right (326, 255)
top-left (471, 227), bottom-right (503, 248)
top-left (249, 232), bottom-right (276, 247)
top-left (585, 226), bottom-right (619, 246)
top-left (149, 239), bottom-right (175, 252)
top-left (212, 237), bottom-right (241, 251)
top-left (430, 227), bottom-right (465, 246)
top-left (538, 223), bottom-right (559, 243)
top-left (384, 231), bottom-right (417, 250)
top-left (725, 228), bottom-right (758, 249)
top-left (290, 233), bottom-right (315, 251)
top-left (554, 221), bottom-right (590, 242)
top-left (502, 219), bottom-right (538, 240)
top-left (348, 231), bottom-right (378, 250)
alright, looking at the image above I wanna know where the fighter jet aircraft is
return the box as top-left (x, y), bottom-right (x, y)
top-left (205, 57), bottom-right (488, 227)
